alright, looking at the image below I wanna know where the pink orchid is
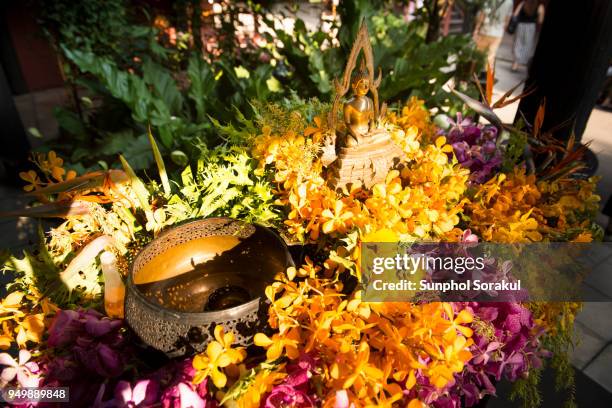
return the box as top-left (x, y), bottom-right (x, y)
top-left (114, 379), bottom-right (159, 407)
top-left (0, 349), bottom-right (40, 388)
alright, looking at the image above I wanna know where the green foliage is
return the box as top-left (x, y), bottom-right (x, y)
top-left (510, 368), bottom-right (542, 408)
top-left (371, 14), bottom-right (480, 110)
top-left (41, 0), bottom-right (484, 172)
top-left (165, 146), bottom-right (280, 226)
top-left (502, 129), bottom-right (529, 172)
top-left (55, 43), bottom-right (283, 170)
top-left (39, 0), bottom-right (166, 73)
top-left (269, 4), bottom-right (482, 112)
top-left (61, 47), bottom-right (198, 149)
top-left (2, 228), bottom-right (100, 308)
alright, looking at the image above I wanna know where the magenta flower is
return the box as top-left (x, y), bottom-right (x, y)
top-left (0, 349), bottom-right (40, 388)
top-left (75, 338), bottom-right (124, 377)
top-left (263, 353), bottom-right (318, 408)
top-left (444, 114), bottom-right (503, 184)
top-left (160, 382), bottom-right (208, 408)
top-left (46, 309), bottom-right (127, 378)
top-left (48, 309), bottom-right (122, 348)
top-left (265, 385), bottom-right (314, 408)
top-left (149, 359), bottom-right (216, 408)
top-left (114, 379), bottom-right (159, 407)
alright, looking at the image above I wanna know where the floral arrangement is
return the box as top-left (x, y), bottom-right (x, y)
top-left (0, 96), bottom-right (599, 408)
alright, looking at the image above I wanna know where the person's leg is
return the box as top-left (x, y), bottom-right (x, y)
top-left (475, 34), bottom-right (501, 69)
top-left (487, 36), bottom-right (503, 68)
top-left (475, 34), bottom-right (493, 54)
top-left (512, 30), bottom-right (520, 71)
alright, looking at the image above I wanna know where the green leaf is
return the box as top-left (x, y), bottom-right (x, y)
top-left (170, 150), bottom-right (189, 167)
top-left (100, 131), bottom-right (153, 170)
top-left (266, 76), bottom-right (282, 93)
top-left (142, 58), bottom-right (184, 115)
top-left (119, 154), bottom-right (151, 212)
top-left (28, 127), bottom-right (43, 138)
top-left (147, 126), bottom-right (171, 196)
top-left (54, 107), bottom-right (87, 139)
top-left (187, 56), bottom-right (216, 122)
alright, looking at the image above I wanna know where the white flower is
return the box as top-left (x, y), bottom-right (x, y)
top-left (0, 349), bottom-right (40, 388)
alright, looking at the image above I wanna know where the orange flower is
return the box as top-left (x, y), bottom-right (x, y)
top-left (254, 327), bottom-right (300, 361)
top-left (262, 271), bottom-right (474, 406)
top-left (19, 170), bottom-right (42, 192)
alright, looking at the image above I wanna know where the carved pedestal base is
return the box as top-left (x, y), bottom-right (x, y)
top-left (329, 131), bottom-right (405, 189)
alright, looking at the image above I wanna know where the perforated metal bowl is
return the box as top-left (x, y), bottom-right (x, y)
top-left (125, 217), bottom-right (292, 356)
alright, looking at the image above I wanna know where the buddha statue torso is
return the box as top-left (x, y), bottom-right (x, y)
top-left (343, 94), bottom-right (374, 147)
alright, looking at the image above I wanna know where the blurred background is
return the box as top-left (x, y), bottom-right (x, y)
top-left (1, 1), bottom-right (611, 405)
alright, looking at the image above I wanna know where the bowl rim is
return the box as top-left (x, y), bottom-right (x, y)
top-left (126, 217), bottom-right (293, 322)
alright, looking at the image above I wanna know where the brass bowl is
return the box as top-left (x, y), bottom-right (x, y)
top-left (125, 217), bottom-right (292, 356)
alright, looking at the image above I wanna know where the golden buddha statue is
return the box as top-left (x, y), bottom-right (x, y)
top-left (342, 63), bottom-right (374, 147)
top-left (323, 22), bottom-right (405, 190)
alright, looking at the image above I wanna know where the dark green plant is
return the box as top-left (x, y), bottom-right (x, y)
top-left (39, 0), bottom-right (484, 173)
top-left (269, 3), bottom-right (483, 112)
top-left (56, 46), bottom-right (282, 170)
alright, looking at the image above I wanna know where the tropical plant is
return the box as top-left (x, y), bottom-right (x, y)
top-left (38, 0), bottom-right (484, 174)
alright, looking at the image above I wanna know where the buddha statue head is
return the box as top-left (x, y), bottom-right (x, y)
top-left (351, 59), bottom-right (370, 97)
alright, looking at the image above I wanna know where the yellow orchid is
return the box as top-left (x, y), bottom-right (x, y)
top-left (254, 327), bottom-right (300, 361)
top-left (0, 322), bottom-right (13, 350)
top-left (15, 313), bottom-right (45, 347)
top-left (234, 369), bottom-right (287, 408)
top-left (261, 270), bottom-right (474, 406)
top-left (0, 292), bottom-right (25, 317)
top-left (192, 326), bottom-right (246, 388)
top-left (321, 200), bottom-right (354, 235)
top-left (19, 170), bottom-right (42, 192)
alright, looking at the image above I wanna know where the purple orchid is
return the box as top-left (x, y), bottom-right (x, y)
top-left (46, 309), bottom-right (127, 378)
top-left (265, 385), bottom-right (315, 408)
top-left (160, 381), bottom-right (208, 408)
top-left (443, 114), bottom-right (503, 184)
top-left (48, 309), bottom-right (123, 348)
